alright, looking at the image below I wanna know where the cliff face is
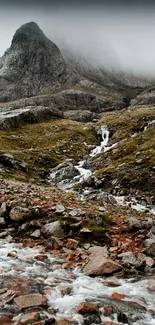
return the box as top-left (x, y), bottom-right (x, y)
top-left (0, 22), bottom-right (69, 101)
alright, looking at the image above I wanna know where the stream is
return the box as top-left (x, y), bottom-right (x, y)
top-left (0, 125), bottom-right (155, 324)
top-left (0, 238), bottom-right (155, 324)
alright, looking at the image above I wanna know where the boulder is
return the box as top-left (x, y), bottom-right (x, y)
top-left (14, 293), bottom-right (47, 309)
top-left (42, 221), bottom-right (64, 238)
top-left (76, 302), bottom-right (99, 314)
top-left (0, 106), bottom-right (63, 130)
top-left (48, 160), bottom-right (79, 186)
top-left (144, 237), bottom-right (155, 257)
top-left (83, 246), bottom-right (122, 275)
top-left (9, 206), bottom-right (31, 222)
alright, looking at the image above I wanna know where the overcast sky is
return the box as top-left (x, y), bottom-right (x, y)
top-left (0, 1), bottom-right (155, 77)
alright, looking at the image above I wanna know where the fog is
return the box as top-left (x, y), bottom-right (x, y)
top-left (0, 5), bottom-right (155, 77)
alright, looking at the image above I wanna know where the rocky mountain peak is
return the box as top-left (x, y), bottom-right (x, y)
top-left (11, 21), bottom-right (53, 49)
top-left (0, 22), bottom-right (70, 102)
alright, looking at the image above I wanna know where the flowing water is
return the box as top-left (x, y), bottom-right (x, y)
top-left (1, 125), bottom-right (155, 323)
top-left (0, 238), bottom-right (155, 324)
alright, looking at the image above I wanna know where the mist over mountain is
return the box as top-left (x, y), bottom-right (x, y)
top-left (0, 3), bottom-right (155, 77)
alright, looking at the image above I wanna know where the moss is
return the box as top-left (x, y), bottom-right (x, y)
top-left (93, 106), bottom-right (155, 194)
top-left (0, 119), bottom-right (97, 183)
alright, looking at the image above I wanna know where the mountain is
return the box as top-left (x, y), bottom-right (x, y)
top-left (0, 22), bottom-right (72, 102)
top-left (0, 21), bottom-right (153, 124)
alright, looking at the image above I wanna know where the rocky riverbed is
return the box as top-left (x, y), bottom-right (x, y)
top-left (0, 179), bottom-right (155, 324)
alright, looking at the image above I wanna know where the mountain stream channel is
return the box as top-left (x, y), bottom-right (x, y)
top-left (0, 126), bottom-right (155, 325)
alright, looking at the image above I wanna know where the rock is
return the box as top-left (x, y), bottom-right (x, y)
top-left (76, 302), bottom-right (99, 314)
top-left (42, 221), bottom-right (64, 238)
top-left (83, 245), bottom-right (122, 275)
top-left (103, 276), bottom-right (121, 287)
top-left (17, 311), bottom-right (40, 324)
top-left (55, 205), bottom-right (66, 214)
top-left (102, 305), bottom-right (113, 316)
top-left (0, 230), bottom-right (8, 237)
top-left (0, 202), bottom-right (8, 218)
top-left (45, 317), bottom-right (56, 324)
top-left (48, 160), bottom-right (79, 186)
top-left (0, 106), bottom-right (63, 130)
top-left (98, 206), bottom-right (105, 212)
top-left (111, 292), bottom-right (128, 300)
top-left (0, 22), bottom-right (69, 102)
top-left (148, 279), bottom-right (155, 292)
top-left (55, 319), bottom-right (71, 325)
top-left (0, 217), bottom-right (5, 226)
top-left (144, 237), bottom-right (155, 257)
top-left (126, 217), bottom-right (142, 230)
top-left (66, 239), bottom-right (79, 250)
top-left (119, 252), bottom-right (148, 269)
top-left (14, 293), bottom-right (47, 309)
top-left (31, 229), bottom-right (41, 238)
top-left (0, 316), bottom-right (13, 325)
top-left (83, 314), bottom-right (101, 325)
top-left (64, 110), bottom-right (98, 122)
top-left (84, 258), bottom-right (122, 276)
top-left (9, 206), bottom-right (31, 222)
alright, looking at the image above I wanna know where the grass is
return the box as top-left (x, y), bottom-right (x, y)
top-left (0, 119), bottom-right (97, 182)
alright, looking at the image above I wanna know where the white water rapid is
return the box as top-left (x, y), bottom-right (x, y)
top-left (0, 238), bottom-right (155, 324)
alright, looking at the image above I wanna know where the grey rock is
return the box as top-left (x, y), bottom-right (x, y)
top-left (127, 217), bottom-right (142, 230)
top-left (0, 106), bottom-right (63, 130)
top-left (64, 109), bottom-right (98, 122)
top-left (84, 245), bottom-right (122, 275)
top-left (0, 217), bottom-right (5, 226)
top-left (55, 205), bottom-right (66, 214)
top-left (31, 229), bottom-right (41, 238)
top-left (0, 202), bottom-right (8, 218)
top-left (42, 221), bottom-right (64, 238)
top-left (9, 206), bottom-right (31, 222)
top-left (0, 230), bottom-right (8, 237)
top-left (48, 160), bottom-right (79, 185)
top-left (119, 251), bottom-right (152, 268)
top-left (144, 237), bottom-right (155, 256)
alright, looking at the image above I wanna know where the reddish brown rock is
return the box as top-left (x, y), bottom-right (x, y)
top-left (111, 292), bottom-right (128, 300)
top-left (0, 316), bottom-right (13, 325)
top-left (17, 311), bottom-right (40, 324)
top-left (76, 302), bottom-right (99, 314)
top-left (103, 305), bottom-right (113, 316)
top-left (45, 317), bottom-right (56, 324)
top-left (55, 319), bottom-right (71, 325)
top-left (14, 293), bottom-right (47, 309)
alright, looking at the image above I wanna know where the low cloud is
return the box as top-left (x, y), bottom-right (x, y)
top-left (0, 6), bottom-right (155, 77)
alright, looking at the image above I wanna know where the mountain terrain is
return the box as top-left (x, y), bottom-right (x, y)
top-left (0, 21), bottom-right (154, 325)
